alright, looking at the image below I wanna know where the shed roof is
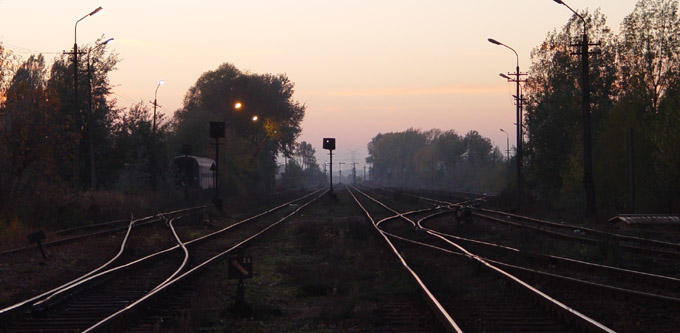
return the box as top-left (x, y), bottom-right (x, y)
top-left (172, 155), bottom-right (215, 169)
top-left (608, 214), bottom-right (680, 225)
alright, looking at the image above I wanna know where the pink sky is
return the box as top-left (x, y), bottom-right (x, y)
top-left (0, 0), bottom-right (639, 166)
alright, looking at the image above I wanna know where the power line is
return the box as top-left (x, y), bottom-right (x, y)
top-left (1, 42), bottom-right (60, 55)
top-left (111, 92), bottom-right (140, 106)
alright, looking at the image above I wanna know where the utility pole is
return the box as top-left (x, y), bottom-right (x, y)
top-left (351, 162), bottom-right (358, 184)
top-left (338, 162), bottom-right (345, 183)
top-left (574, 28), bottom-right (599, 218)
top-left (71, 6), bottom-right (103, 195)
top-left (555, 0), bottom-right (599, 217)
top-left (489, 38), bottom-right (526, 197)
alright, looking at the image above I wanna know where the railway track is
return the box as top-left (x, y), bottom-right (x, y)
top-left (363, 187), bottom-right (680, 331)
top-left (0, 189), bottom-right (326, 332)
top-left (408, 190), bottom-right (680, 257)
top-left (0, 206), bottom-right (208, 257)
top-left (417, 210), bottom-right (680, 331)
top-left (401, 190), bottom-right (680, 279)
top-left (347, 185), bottom-right (611, 332)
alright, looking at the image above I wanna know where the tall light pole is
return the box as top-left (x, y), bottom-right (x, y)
top-left (489, 38), bottom-right (526, 196)
top-left (86, 37), bottom-right (113, 190)
top-left (500, 128), bottom-right (510, 162)
top-left (149, 79), bottom-right (164, 189)
top-left (73, 6), bottom-right (103, 195)
top-left (153, 79), bottom-right (164, 134)
top-left (553, 0), bottom-right (597, 217)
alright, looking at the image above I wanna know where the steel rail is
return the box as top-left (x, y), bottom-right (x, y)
top-left (489, 258), bottom-right (680, 305)
top-left (478, 207), bottom-right (680, 251)
top-left (29, 213), bottom-right (168, 308)
top-left (0, 196), bottom-right (307, 317)
top-left (415, 223), bottom-right (615, 332)
top-left (407, 190), bottom-right (680, 259)
top-left (0, 205), bottom-right (208, 256)
top-left (475, 211), bottom-right (680, 258)
top-left (410, 190), bottom-right (680, 252)
top-left (1, 214), bottom-right (163, 314)
top-left (346, 185), bottom-right (463, 333)
top-left (387, 218), bottom-right (680, 307)
top-left (150, 215), bottom-right (190, 293)
top-left (83, 188), bottom-right (328, 332)
top-left (33, 190), bottom-right (320, 310)
top-left (415, 210), bottom-right (680, 299)
top-left (352, 186), bottom-right (614, 333)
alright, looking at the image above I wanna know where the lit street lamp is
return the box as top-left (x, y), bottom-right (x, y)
top-left (552, 0), bottom-right (597, 217)
top-left (153, 79), bottom-right (164, 134)
top-left (489, 37), bottom-right (525, 195)
top-left (73, 6), bottom-right (103, 195)
top-left (86, 37), bottom-right (113, 189)
top-left (500, 128), bottom-right (510, 162)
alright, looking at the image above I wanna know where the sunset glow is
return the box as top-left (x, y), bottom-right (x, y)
top-left (0, 0), bottom-right (638, 163)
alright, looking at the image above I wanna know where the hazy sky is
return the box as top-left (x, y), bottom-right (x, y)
top-left (0, 0), bottom-right (639, 166)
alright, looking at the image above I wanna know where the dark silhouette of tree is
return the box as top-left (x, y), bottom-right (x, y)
top-left (171, 63), bottom-right (305, 195)
top-left (366, 128), bottom-right (507, 192)
top-left (295, 141), bottom-right (317, 170)
top-left (47, 36), bottom-right (119, 189)
top-left (0, 55), bottom-right (63, 201)
top-left (525, 0), bottom-right (680, 213)
top-left (524, 8), bottom-right (617, 209)
top-left (107, 101), bottom-right (170, 191)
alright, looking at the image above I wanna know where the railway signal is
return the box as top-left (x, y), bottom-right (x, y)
top-left (228, 255), bottom-right (253, 315)
top-left (323, 138), bottom-right (335, 192)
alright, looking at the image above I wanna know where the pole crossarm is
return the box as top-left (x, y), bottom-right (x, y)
top-left (502, 73), bottom-right (527, 83)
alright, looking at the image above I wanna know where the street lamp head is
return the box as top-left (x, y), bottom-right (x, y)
top-left (488, 38), bottom-right (502, 45)
top-left (89, 6), bottom-right (103, 16)
top-left (500, 128), bottom-right (505, 133)
top-left (155, 80), bottom-right (164, 97)
top-left (499, 73), bottom-right (511, 80)
top-left (252, 115), bottom-right (258, 122)
top-left (76, 6), bottom-right (104, 40)
top-left (553, 0), bottom-right (564, 4)
top-left (98, 38), bottom-right (114, 46)
top-left (234, 102), bottom-right (242, 109)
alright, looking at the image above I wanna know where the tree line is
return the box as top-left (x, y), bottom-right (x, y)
top-left (525, 0), bottom-right (680, 213)
top-left (366, 129), bottom-right (509, 193)
top-left (0, 40), bottom-right (308, 227)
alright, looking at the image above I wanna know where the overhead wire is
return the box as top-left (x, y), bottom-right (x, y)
top-left (0, 42), bottom-right (61, 55)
